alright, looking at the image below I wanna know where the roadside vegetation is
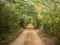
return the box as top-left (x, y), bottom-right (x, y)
top-left (0, 0), bottom-right (60, 45)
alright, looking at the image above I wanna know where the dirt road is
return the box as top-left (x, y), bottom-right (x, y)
top-left (10, 23), bottom-right (55, 45)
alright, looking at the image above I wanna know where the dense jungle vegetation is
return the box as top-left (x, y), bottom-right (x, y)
top-left (0, 0), bottom-right (60, 45)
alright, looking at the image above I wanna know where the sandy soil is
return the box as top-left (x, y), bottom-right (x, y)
top-left (10, 23), bottom-right (55, 45)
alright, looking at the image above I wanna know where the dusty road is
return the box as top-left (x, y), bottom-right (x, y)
top-left (10, 23), bottom-right (55, 45)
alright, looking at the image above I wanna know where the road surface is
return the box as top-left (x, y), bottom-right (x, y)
top-left (10, 23), bottom-right (55, 45)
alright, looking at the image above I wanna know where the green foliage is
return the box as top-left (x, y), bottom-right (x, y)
top-left (0, 0), bottom-right (60, 45)
top-left (0, 0), bottom-right (37, 44)
top-left (33, 0), bottom-right (60, 45)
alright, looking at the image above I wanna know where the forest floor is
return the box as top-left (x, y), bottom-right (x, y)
top-left (10, 23), bottom-right (55, 45)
